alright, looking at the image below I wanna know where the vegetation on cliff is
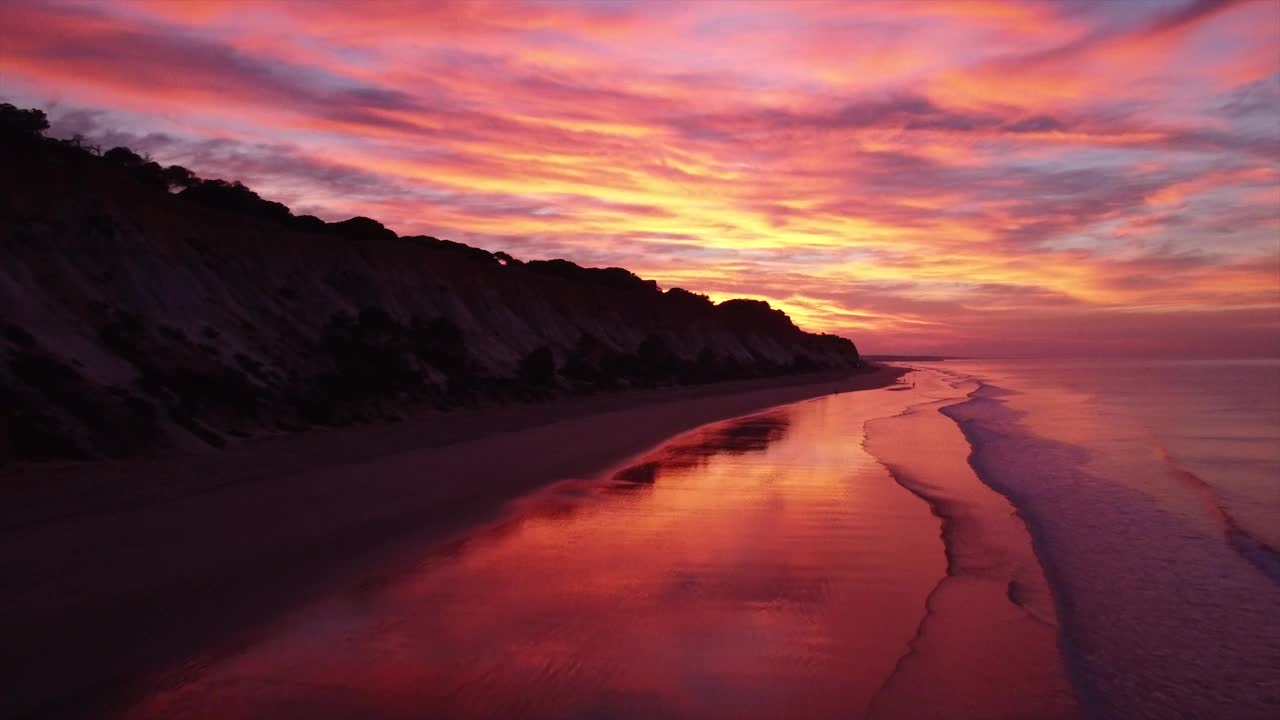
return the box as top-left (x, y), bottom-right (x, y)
top-left (0, 103), bottom-right (862, 462)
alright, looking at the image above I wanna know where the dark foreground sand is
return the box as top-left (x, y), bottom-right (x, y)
top-left (0, 365), bottom-right (904, 718)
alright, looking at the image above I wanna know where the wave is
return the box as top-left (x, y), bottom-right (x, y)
top-left (936, 376), bottom-right (1280, 720)
top-left (933, 382), bottom-right (1101, 718)
top-left (1153, 443), bottom-right (1280, 585)
top-left (861, 372), bottom-right (1078, 719)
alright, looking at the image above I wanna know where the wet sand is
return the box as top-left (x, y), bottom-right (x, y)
top-left (0, 367), bottom-right (904, 718)
top-left (44, 366), bottom-right (1076, 720)
top-left (936, 359), bottom-right (1280, 719)
top-left (120, 374), bottom-right (947, 719)
top-left (862, 369), bottom-right (1078, 719)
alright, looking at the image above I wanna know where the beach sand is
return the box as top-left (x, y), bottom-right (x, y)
top-left (862, 369), bottom-right (1078, 719)
top-left (117, 369), bottom-right (949, 719)
top-left (0, 366), bottom-right (905, 718)
top-left (97, 365), bottom-right (1082, 720)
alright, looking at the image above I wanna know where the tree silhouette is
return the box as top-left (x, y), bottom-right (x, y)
top-left (103, 146), bottom-right (145, 167)
top-left (162, 165), bottom-right (197, 191)
top-left (519, 346), bottom-right (556, 386)
top-left (0, 103), bottom-right (49, 138)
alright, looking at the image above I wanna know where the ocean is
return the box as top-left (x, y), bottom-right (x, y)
top-left (929, 358), bottom-right (1280, 719)
top-left (118, 359), bottom-right (1280, 719)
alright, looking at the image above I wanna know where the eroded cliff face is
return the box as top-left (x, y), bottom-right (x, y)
top-left (0, 118), bottom-right (861, 462)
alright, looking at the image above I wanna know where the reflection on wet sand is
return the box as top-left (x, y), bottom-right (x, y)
top-left (612, 416), bottom-right (790, 485)
top-left (120, 375), bottom-right (1068, 720)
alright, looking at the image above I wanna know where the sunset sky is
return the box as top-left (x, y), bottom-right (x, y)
top-left (2, 0), bottom-right (1277, 356)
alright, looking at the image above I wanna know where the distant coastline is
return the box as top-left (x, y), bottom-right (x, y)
top-left (863, 354), bottom-right (967, 362)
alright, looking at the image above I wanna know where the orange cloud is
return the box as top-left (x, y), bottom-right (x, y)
top-left (2, 0), bottom-right (1277, 356)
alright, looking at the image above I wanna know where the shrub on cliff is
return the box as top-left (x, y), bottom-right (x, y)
top-left (180, 179), bottom-right (291, 223)
top-left (562, 333), bottom-right (604, 385)
top-left (162, 164), bottom-right (197, 191)
top-left (320, 309), bottom-right (421, 400)
top-left (0, 103), bottom-right (48, 139)
top-left (298, 308), bottom-right (481, 420)
top-left (683, 347), bottom-right (726, 385)
top-left (327, 216), bottom-right (397, 242)
top-left (102, 147), bottom-right (168, 192)
top-left (716, 298), bottom-right (799, 335)
top-left (5, 348), bottom-right (160, 458)
top-left (523, 260), bottom-right (659, 294)
top-left (410, 316), bottom-right (469, 379)
top-left (519, 346), bottom-right (557, 386)
top-left (665, 287), bottom-right (714, 313)
top-left (103, 146), bottom-right (145, 168)
top-left (291, 214), bottom-right (328, 232)
top-left (636, 334), bottom-right (680, 382)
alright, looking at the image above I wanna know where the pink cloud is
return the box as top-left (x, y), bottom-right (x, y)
top-left (1, 0), bottom-right (1277, 356)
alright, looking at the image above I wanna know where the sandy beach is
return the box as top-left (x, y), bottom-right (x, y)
top-left (88, 363), bottom-right (1086, 720)
top-left (7, 358), bottom-right (1275, 720)
top-left (862, 369), bottom-right (1076, 718)
top-left (0, 366), bottom-right (904, 718)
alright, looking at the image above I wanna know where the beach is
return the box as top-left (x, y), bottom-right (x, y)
top-left (91, 363), bottom-right (1079, 719)
top-left (7, 360), bottom-right (1276, 719)
top-left (1, 366), bottom-right (906, 717)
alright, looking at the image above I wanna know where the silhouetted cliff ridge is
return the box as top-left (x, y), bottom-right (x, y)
top-left (0, 104), bottom-right (861, 462)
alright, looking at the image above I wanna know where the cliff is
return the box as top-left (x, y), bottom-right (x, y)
top-left (0, 104), bottom-right (861, 462)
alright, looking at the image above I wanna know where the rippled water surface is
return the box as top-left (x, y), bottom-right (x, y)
top-left (933, 358), bottom-right (1280, 719)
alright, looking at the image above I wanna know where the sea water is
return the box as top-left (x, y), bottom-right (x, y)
top-left (931, 358), bottom-right (1280, 719)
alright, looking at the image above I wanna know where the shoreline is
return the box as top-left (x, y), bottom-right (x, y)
top-left (113, 366), bottom-right (944, 719)
top-left (1, 365), bottom-right (906, 718)
top-left (1, 367), bottom-right (893, 532)
top-left (935, 384), bottom-right (1098, 719)
top-left (861, 369), bottom-right (1080, 719)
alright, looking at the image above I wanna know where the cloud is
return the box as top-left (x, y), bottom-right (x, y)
top-left (1, 0), bottom-right (1276, 356)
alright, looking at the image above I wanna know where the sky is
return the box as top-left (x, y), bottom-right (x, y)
top-left (2, 0), bottom-right (1278, 357)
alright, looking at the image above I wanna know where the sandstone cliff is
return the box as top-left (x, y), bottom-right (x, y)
top-left (0, 104), bottom-right (861, 462)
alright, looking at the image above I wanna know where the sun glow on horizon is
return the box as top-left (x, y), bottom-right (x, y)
top-left (2, 0), bottom-right (1277, 356)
